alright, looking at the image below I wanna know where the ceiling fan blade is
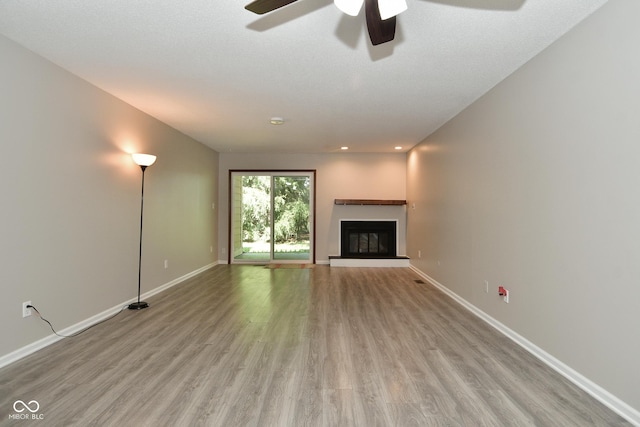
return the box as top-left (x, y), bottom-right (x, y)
top-left (245, 0), bottom-right (299, 14)
top-left (365, 0), bottom-right (396, 45)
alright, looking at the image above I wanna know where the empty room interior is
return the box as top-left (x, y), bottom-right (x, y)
top-left (1, 0), bottom-right (639, 425)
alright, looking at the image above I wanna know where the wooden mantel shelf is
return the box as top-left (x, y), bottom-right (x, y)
top-left (334, 199), bottom-right (407, 206)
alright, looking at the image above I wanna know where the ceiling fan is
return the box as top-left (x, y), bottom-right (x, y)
top-left (244, 0), bottom-right (408, 45)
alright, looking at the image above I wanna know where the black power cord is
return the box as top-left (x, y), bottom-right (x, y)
top-left (28, 304), bottom-right (129, 338)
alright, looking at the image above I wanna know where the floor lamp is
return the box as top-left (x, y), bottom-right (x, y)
top-left (129, 153), bottom-right (157, 310)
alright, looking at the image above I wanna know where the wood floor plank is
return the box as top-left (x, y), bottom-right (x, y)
top-left (0, 265), bottom-right (631, 426)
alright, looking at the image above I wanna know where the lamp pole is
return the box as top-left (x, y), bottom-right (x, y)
top-left (129, 154), bottom-right (156, 310)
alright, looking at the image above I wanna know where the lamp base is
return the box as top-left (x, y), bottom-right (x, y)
top-left (128, 301), bottom-right (149, 310)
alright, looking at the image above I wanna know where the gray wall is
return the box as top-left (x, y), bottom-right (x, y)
top-left (407, 0), bottom-right (640, 413)
top-left (218, 153), bottom-right (407, 263)
top-left (0, 34), bottom-right (219, 361)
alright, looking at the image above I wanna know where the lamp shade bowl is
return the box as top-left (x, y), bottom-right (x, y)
top-left (132, 153), bottom-right (157, 167)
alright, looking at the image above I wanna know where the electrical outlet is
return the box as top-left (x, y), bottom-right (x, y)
top-left (418, 250), bottom-right (421, 259)
top-left (164, 259), bottom-right (169, 269)
top-left (498, 286), bottom-right (510, 303)
top-left (22, 301), bottom-right (32, 318)
top-left (484, 280), bottom-right (489, 293)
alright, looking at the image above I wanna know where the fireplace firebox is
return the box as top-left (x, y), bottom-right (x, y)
top-left (340, 220), bottom-right (397, 258)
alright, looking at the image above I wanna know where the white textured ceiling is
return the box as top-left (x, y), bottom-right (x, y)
top-left (0, 0), bottom-right (607, 153)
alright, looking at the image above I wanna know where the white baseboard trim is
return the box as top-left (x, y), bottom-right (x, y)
top-left (409, 265), bottom-right (640, 426)
top-left (0, 262), bottom-right (218, 370)
top-left (140, 262), bottom-right (217, 301)
top-left (0, 334), bottom-right (64, 371)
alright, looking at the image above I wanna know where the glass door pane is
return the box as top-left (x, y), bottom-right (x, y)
top-left (232, 174), bottom-right (271, 263)
top-left (273, 175), bottom-right (311, 261)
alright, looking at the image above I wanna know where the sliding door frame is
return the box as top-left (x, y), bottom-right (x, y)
top-left (228, 169), bottom-right (316, 264)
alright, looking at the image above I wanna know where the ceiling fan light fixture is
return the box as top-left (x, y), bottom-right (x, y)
top-left (334, 0), bottom-right (364, 16)
top-left (377, 0), bottom-right (407, 20)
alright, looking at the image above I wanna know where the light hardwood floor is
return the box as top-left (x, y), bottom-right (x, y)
top-left (0, 266), bottom-right (630, 426)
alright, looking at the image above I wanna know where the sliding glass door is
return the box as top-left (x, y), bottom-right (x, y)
top-left (230, 171), bottom-right (314, 264)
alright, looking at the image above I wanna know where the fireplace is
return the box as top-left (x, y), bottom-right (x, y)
top-left (340, 220), bottom-right (397, 258)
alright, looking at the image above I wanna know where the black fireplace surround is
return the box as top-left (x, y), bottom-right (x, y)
top-left (340, 220), bottom-right (397, 258)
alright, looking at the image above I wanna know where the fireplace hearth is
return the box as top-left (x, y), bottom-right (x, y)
top-left (340, 220), bottom-right (397, 258)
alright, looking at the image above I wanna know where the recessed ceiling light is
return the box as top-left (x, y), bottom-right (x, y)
top-left (394, 146), bottom-right (402, 150)
top-left (341, 146), bottom-right (349, 150)
top-left (270, 117), bottom-right (284, 125)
